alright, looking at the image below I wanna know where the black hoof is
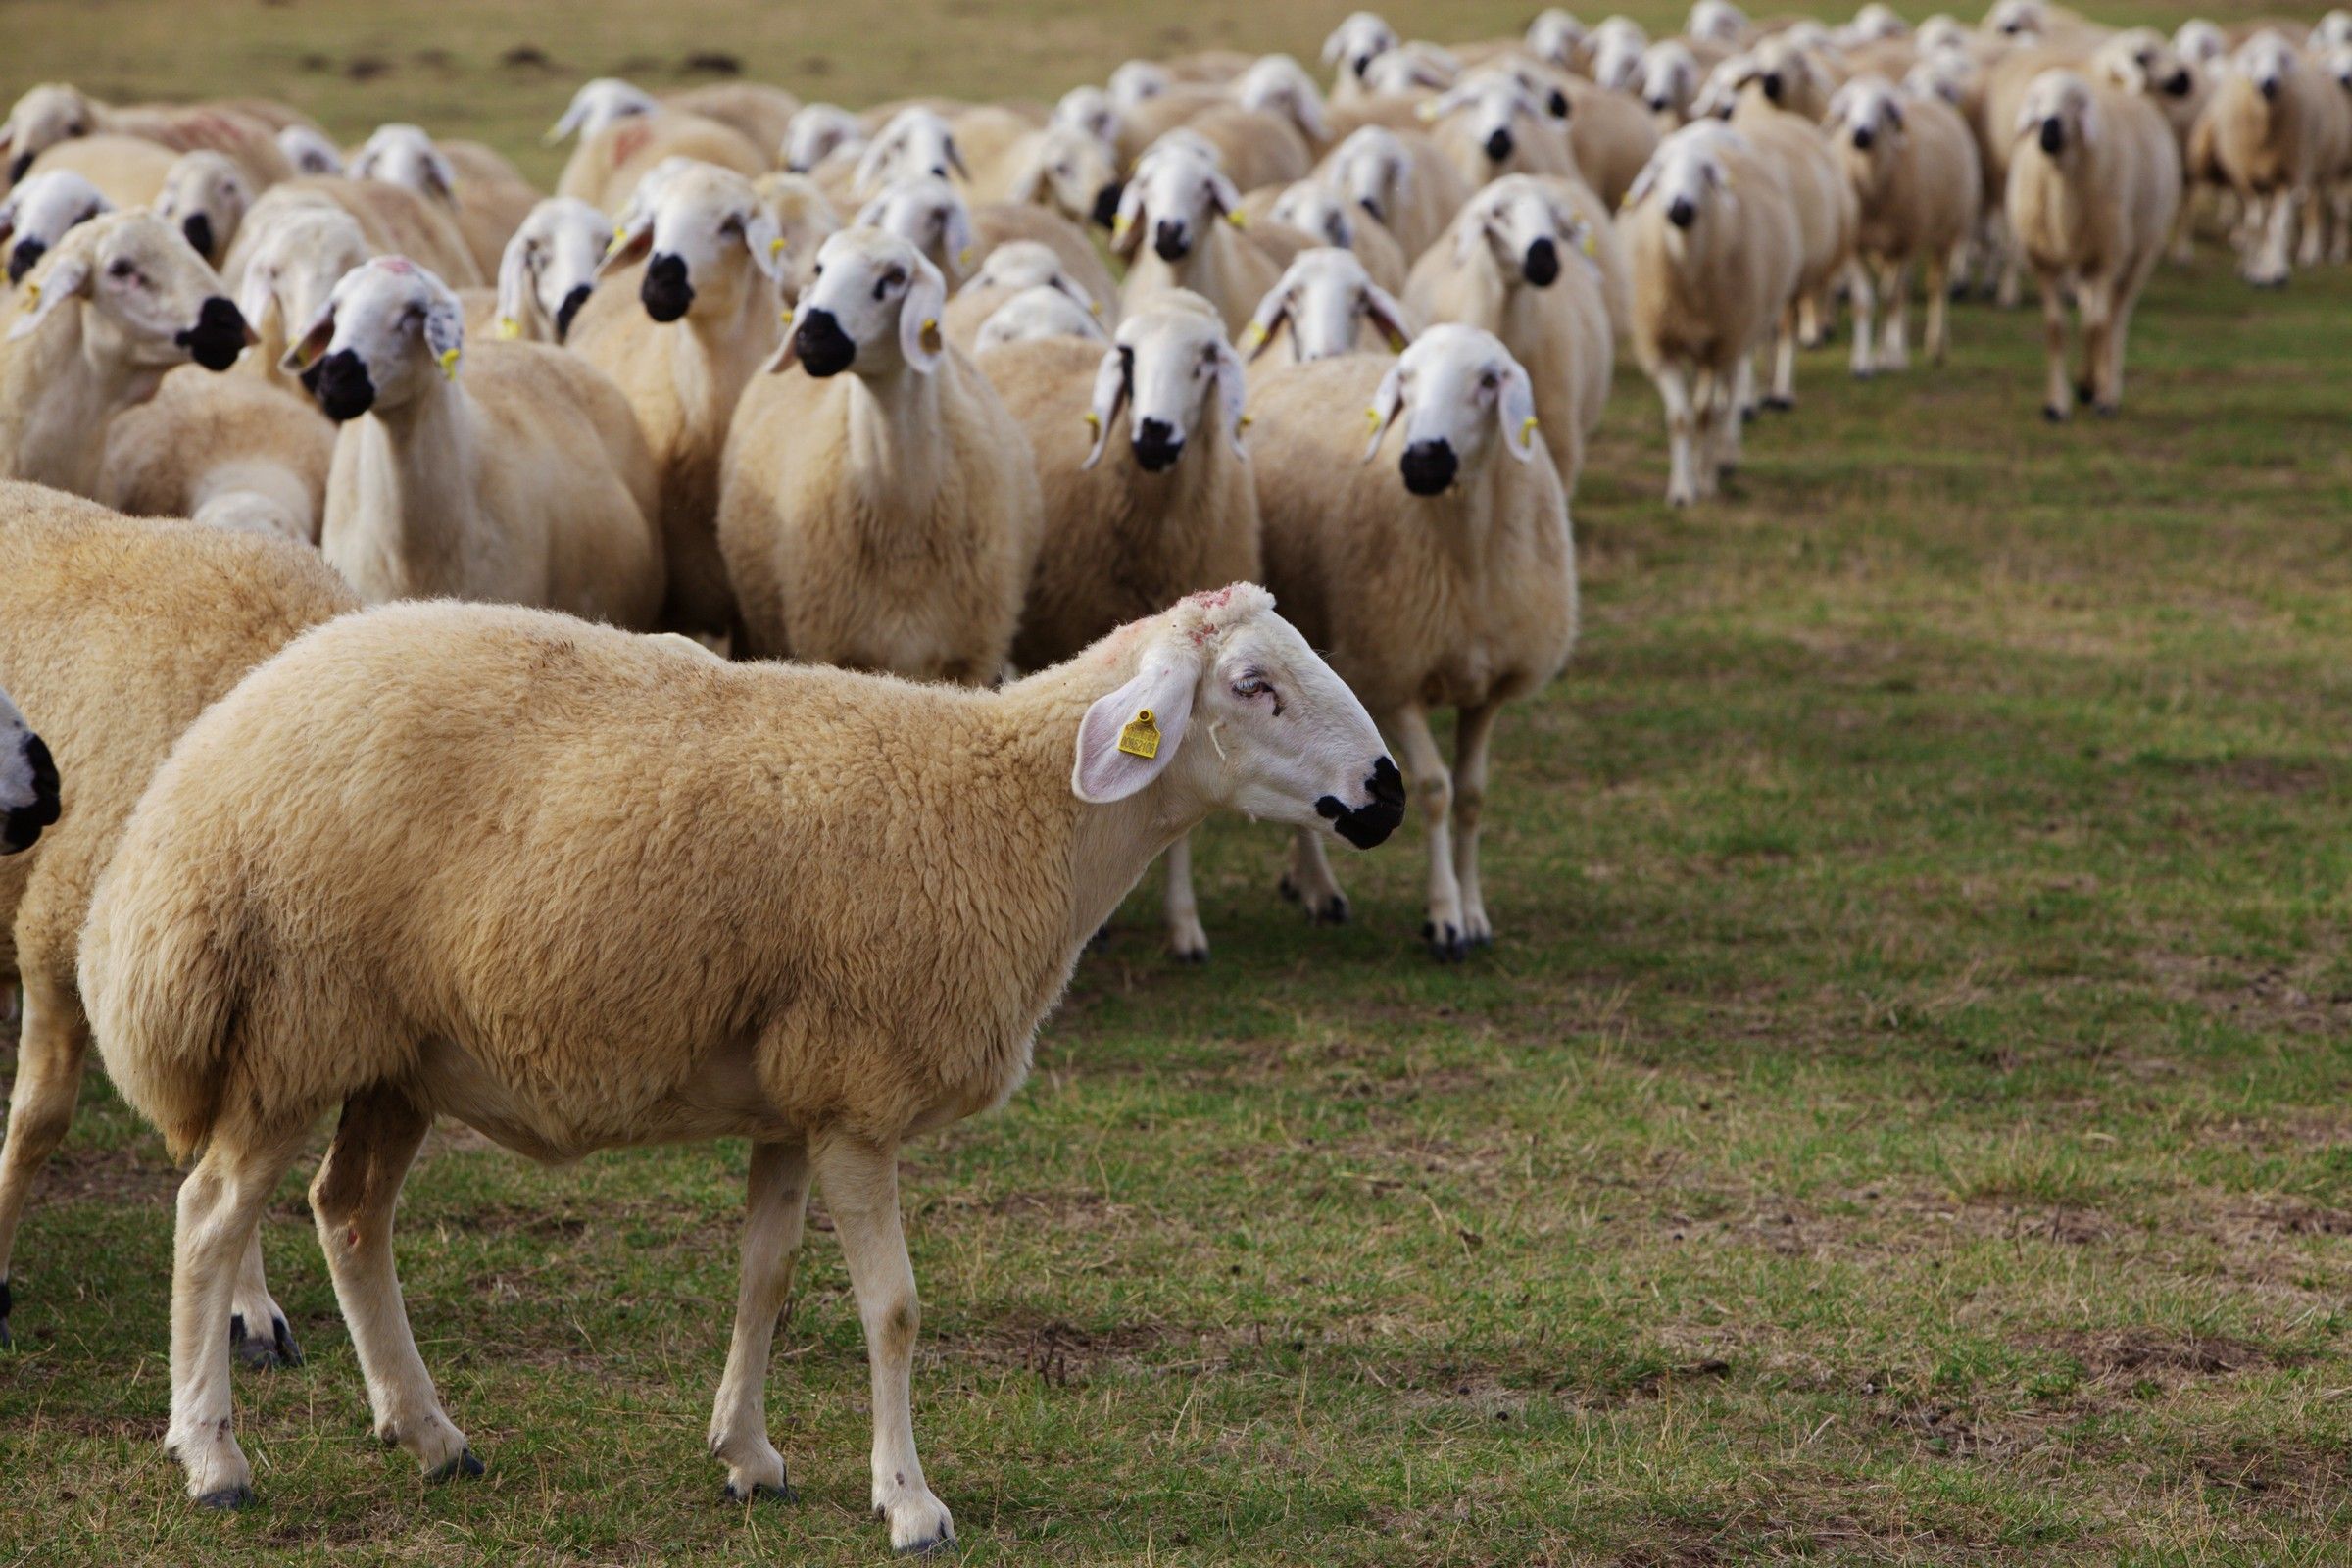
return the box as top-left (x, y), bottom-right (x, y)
top-left (2074, 380), bottom-right (2094, 404)
top-left (1169, 945), bottom-right (1209, 966)
top-left (230, 1312), bottom-right (303, 1370)
top-left (1277, 874), bottom-right (1300, 905)
top-left (1313, 894), bottom-right (1349, 926)
top-left (1468, 929), bottom-right (1494, 949)
top-left (1764, 395), bottom-right (1793, 412)
top-left (1421, 921), bottom-right (1468, 963)
top-left (2041, 405), bottom-right (2066, 423)
top-left (196, 1485), bottom-right (255, 1511)
top-left (896, 1535), bottom-right (957, 1557)
top-left (2093, 403), bottom-right (2118, 418)
top-left (725, 1479), bottom-right (797, 1504)
top-left (427, 1448), bottom-right (486, 1484)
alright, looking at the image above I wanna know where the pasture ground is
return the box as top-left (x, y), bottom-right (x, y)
top-left (4, 2), bottom-right (2352, 1563)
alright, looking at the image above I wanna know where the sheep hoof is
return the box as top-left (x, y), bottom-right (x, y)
top-left (2093, 403), bottom-right (2119, 418)
top-left (2041, 405), bottom-right (2066, 423)
top-left (724, 1480), bottom-right (797, 1505)
top-left (895, 1532), bottom-right (957, 1557)
top-left (2074, 380), bottom-right (2094, 404)
top-left (1763, 396), bottom-right (1793, 413)
top-left (229, 1312), bottom-right (303, 1370)
top-left (1277, 874), bottom-right (1300, 905)
top-left (427, 1448), bottom-right (486, 1484)
top-left (195, 1485), bottom-right (255, 1511)
top-left (1313, 894), bottom-right (1350, 926)
top-left (1421, 921), bottom-right (1468, 963)
top-left (1169, 944), bottom-right (1209, 966)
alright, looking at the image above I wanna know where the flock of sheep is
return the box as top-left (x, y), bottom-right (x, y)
top-left (0, 0), bottom-right (2343, 1552)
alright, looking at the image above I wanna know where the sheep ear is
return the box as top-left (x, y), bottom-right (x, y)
top-left (547, 93), bottom-right (590, 144)
top-left (425, 146), bottom-right (457, 201)
top-left (1071, 646), bottom-right (1200, 805)
top-left (1081, 342), bottom-right (1126, 467)
top-left (943, 133), bottom-right (970, 182)
top-left (899, 256), bottom-right (947, 373)
top-left (1241, 283), bottom-right (1291, 362)
top-left (1214, 338), bottom-right (1249, 455)
top-left (235, 265), bottom-right (278, 338)
top-left (1004, 147), bottom-right (1046, 205)
top-left (1827, 83), bottom-right (1855, 122)
top-left (1623, 163), bottom-right (1656, 209)
top-left (1361, 358), bottom-right (1403, 462)
top-left (1497, 359), bottom-right (1540, 463)
top-left (1364, 281), bottom-right (1413, 353)
top-left (2012, 100), bottom-right (2038, 138)
top-left (494, 233), bottom-right (538, 337)
top-left (1208, 169), bottom-right (1243, 220)
top-left (1109, 180), bottom-right (1146, 258)
top-left (1885, 95), bottom-right (1905, 130)
top-left (1456, 208), bottom-right (1498, 264)
top-left (1294, 92), bottom-right (1330, 143)
top-left (6, 253), bottom-right (88, 341)
top-left (765, 307), bottom-right (800, 373)
top-left (744, 210), bottom-right (787, 282)
top-left (422, 287), bottom-right (464, 379)
top-left (599, 210), bottom-right (653, 277)
top-left (1320, 27), bottom-right (1347, 67)
top-left (280, 297), bottom-right (335, 373)
top-left (0, 196), bottom-right (16, 248)
top-left (944, 201), bottom-right (976, 281)
top-left (851, 134), bottom-right (895, 196)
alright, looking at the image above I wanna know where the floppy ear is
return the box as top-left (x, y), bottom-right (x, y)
top-left (1109, 180), bottom-right (1147, 258)
top-left (1885, 95), bottom-right (1906, 130)
top-left (279, 295), bottom-right (336, 372)
top-left (494, 232), bottom-right (538, 337)
top-left (2012, 99), bottom-right (2039, 138)
top-left (423, 286), bottom-right (465, 378)
top-left (1455, 205), bottom-right (1501, 263)
top-left (1496, 359), bottom-right (1540, 463)
top-left (234, 263), bottom-right (278, 338)
top-left (1361, 357), bottom-right (1403, 462)
top-left (1242, 282), bottom-right (1292, 361)
top-left (765, 306), bottom-right (800, 373)
top-left (1623, 162), bottom-right (1657, 209)
top-left (1827, 83), bottom-right (1856, 123)
top-left (547, 93), bottom-right (591, 144)
top-left (743, 209), bottom-right (787, 282)
top-left (1004, 145), bottom-right (1047, 205)
top-left (1363, 280), bottom-right (1413, 352)
top-left (0, 194), bottom-right (17, 249)
top-left (899, 255), bottom-right (947, 373)
top-left (942, 133), bottom-right (971, 182)
top-left (1071, 641), bottom-right (1200, 804)
top-left (6, 252), bottom-right (88, 341)
top-left (1291, 90), bottom-right (1331, 143)
top-left (422, 145), bottom-right (457, 201)
top-left (851, 132), bottom-right (897, 195)
top-left (1080, 341), bottom-right (1126, 467)
top-left (1207, 168), bottom-right (1242, 220)
top-left (599, 206), bottom-right (653, 276)
top-left (1213, 338), bottom-right (1249, 453)
top-left (942, 198), bottom-right (976, 279)
top-left (1321, 27), bottom-right (1347, 67)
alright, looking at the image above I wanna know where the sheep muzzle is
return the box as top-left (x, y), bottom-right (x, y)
top-left (1523, 236), bottom-right (1560, 287)
top-left (1399, 438), bottom-right (1457, 496)
top-left (181, 212), bottom-right (215, 263)
top-left (1317, 755), bottom-right (1404, 849)
top-left (793, 307), bottom-right (857, 376)
top-left (640, 252), bottom-right (694, 323)
top-left (6, 237), bottom-right (44, 285)
top-left (177, 297), bottom-right (250, 373)
top-left (309, 348), bottom-right (377, 420)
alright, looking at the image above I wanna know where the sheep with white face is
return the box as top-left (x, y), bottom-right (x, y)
top-left (601, 158), bottom-right (786, 327)
top-left (227, 202), bottom-right (373, 385)
top-left (1423, 69), bottom-right (1576, 186)
top-left (1526, 10), bottom-right (1591, 71)
top-left (944, 239), bottom-right (1102, 352)
top-left (973, 285), bottom-right (1107, 353)
top-left (856, 174), bottom-right (977, 285)
top-left (1642, 41), bottom-right (1706, 127)
top-left (545, 78), bottom-right (660, 146)
top-left (494, 196), bottom-right (612, 343)
top-left (0, 685), bottom-right (59, 856)
top-left (1323, 12), bottom-right (1401, 89)
top-left (153, 151), bottom-right (249, 266)
top-left (1114, 140), bottom-right (1279, 333)
top-left (1361, 44), bottom-right (1460, 98)
top-left (1234, 56), bottom-right (1330, 146)
top-left (783, 104), bottom-right (865, 174)
top-left (1591, 21), bottom-right (1652, 94)
top-left (853, 108), bottom-right (968, 199)
top-left (1690, 0), bottom-right (1752, 46)
top-left (350, 124), bottom-right (456, 206)
top-left (1108, 60), bottom-right (1176, 108)
top-left (0, 169), bottom-right (109, 285)
top-left (276, 124), bottom-right (342, 177)
top-left (1245, 247), bottom-right (1412, 365)
top-left (994, 123), bottom-right (1121, 229)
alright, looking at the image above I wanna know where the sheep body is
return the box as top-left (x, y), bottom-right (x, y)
top-left (1829, 77), bottom-right (1984, 371)
top-left (557, 111), bottom-right (765, 213)
top-left (102, 367), bottom-right (333, 542)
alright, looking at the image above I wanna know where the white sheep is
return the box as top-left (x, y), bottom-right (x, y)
top-left (0, 169), bottom-right (109, 285)
top-left (0, 683), bottom-right (57, 857)
top-left (2194, 34), bottom-right (2351, 284)
top-left (1248, 324), bottom-right (1576, 956)
top-left (349, 123), bottom-right (534, 282)
top-left (153, 150), bottom-right (251, 266)
top-left (1525, 10), bottom-right (1592, 72)
top-left (1419, 68), bottom-right (1580, 189)
top-left (275, 124), bottom-right (342, 177)
top-left (968, 122), bottom-right (1120, 231)
top-left (1827, 76), bottom-right (1984, 374)
top-left (555, 99), bottom-right (765, 214)
top-left (942, 240), bottom-right (1104, 353)
top-left (491, 196), bottom-right (612, 343)
top-left (287, 257), bottom-right (662, 624)
top-left (102, 367), bottom-right (334, 542)
top-left (81, 582), bottom-right (1399, 1545)
top-left (0, 84), bottom-right (292, 195)
top-left (853, 107), bottom-right (970, 199)
top-left (1113, 140), bottom-right (1285, 334)
top-left (1, 212), bottom-right (253, 497)
top-left (783, 102), bottom-right (868, 178)
top-left (1243, 246), bottom-right (1414, 364)
top-left (221, 196), bottom-right (376, 388)
top-left (1690, 0), bottom-right (1753, 46)
top-left (972, 284), bottom-right (1109, 353)
top-left (1314, 124), bottom-right (1473, 263)
top-left (1257, 180), bottom-right (1409, 291)
top-left (1325, 11), bottom-right (1403, 91)
top-left (717, 226), bottom-right (1043, 683)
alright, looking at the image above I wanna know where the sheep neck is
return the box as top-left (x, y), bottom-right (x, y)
top-left (0, 302), bottom-right (161, 493)
top-left (341, 376), bottom-right (488, 597)
top-left (668, 276), bottom-right (774, 436)
top-left (844, 360), bottom-right (947, 508)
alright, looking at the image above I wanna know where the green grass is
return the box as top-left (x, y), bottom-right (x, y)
top-left (8, 2), bottom-right (2352, 1563)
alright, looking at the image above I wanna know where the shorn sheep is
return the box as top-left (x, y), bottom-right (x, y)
top-left (79, 586), bottom-right (1401, 1549)
top-left (287, 257), bottom-right (662, 625)
top-left (981, 293), bottom-right (1263, 960)
top-left (0, 482), bottom-right (354, 1358)
top-left (1826, 74), bottom-right (1984, 373)
top-left (1248, 325), bottom-right (1576, 958)
top-left (2005, 70), bottom-right (2180, 418)
top-left (718, 227), bottom-right (1043, 682)
top-left (0, 683), bottom-right (58, 858)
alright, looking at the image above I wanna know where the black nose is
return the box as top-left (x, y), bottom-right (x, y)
top-left (554, 282), bottom-right (592, 341)
top-left (1316, 755), bottom-right (1404, 850)
top-left (2260, 77), bottom-right (2279, 101)
top-left (1852, 125), bottom-right (1875, 150)
top-left (7, 153), bottom-right (30, 185)
top-left (1668, 196), bottom-right (1696, 228)
top-left (1647, 95), bottom-right (1670, 111)
top-left (1153, 219), bottom-right (1190, 262)
top-left (310, 348), bottom-right (376, 419)
top-left (2039, 117), bottom-right (2065, 154)
top-left (1132, 416), bottom-right (1183, 471)
top-left (1761, 72), bottom-right (1784, 103)
top-left (2, 732), bottom-right (61, 855)
top-left (1352, 53), bottom-right (1375, 78)
top-left (2165, 69), bottom-right (2192, 96)
top-left (176, 296), bottom-right (247, 372)
top-left (641, 252), bottom-right (693, 322)
top-left (1523, 236), bottom-right (1559, 286)
top-left (1484, 127), bottom-right (1515, 163)
top-left (1357, 195), bottom-right (1385, 222)
top-left (181, 212), bottom-right (215, 261)
top-left (793, 306), bottom-right (857, 377)
top-left (6, 237), bottom-right (43, 284)
top-left (1090, 181), bottom-right (1123, 229)
top-left (1399, 438), bottom-right (1457, 496)
top-left (1547, 88), bottom-right (1571, 119)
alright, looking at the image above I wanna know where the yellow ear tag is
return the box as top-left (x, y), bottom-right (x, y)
top-left (1580, 229), bottom-right (1598, 257)
top-left (957, 245), bottom-right (974, 268)
top-left (1087, 298), bottom-right (1102, 317)
top-left (437, 346), bottom-right (461, 380)
top-left (768, 235), bottom-right (788, 258)
top-left (780, 306), bottom-right (795, 326)
top-left (1242, 320), bottom-right (1268, 348)
top-left (1383, 326), bottom-right (1408, 352)
top-left (920, 317), bottom-right (941, 354)
top-left (1117, 708), bottom-right (1161, 759)
top-left (605, 227), bottom-right (627, 258)
top-left (1226, 209), bottom-right (1248, 228)
top-left (1111, 214), bottom-right (1133, 248)
top-left (1365, 406), bottom-right (1382, 430)
top-left (1415, 102), bottom-right (1441, 122)
top-left (1238, 413), bottom-right (1253, 429)
top-left (22, 282), bottom-right (38, 307)
top-left (494, 315), bottom-right (521, 340)
top-left (1521, 415), bottom-right (1541, 438)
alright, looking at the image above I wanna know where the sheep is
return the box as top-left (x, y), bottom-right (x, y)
top-left (1641, 40), bottom-right (1710, 126)
top-left (555, 104), bottom-right (764, 214)
top-left (980, 296), bottom-right (1263, 961)
top-left (1591, 23), bottom-right (1654, 94)
top-left (1243, 245), bottom-right (1415, 364)
top-left (1619, 125), bottom-right (1802, 504)
top-left (718, 227), bottom-right (1042, 683)
top-left (1420, 69), bottom-right (1580, 189)
top-left (1716, 70), bottom-right (1862, 405)
top-left (225, 173), bottom-right (480, 288)
top-left (0, 170), bottom-right (109, 285)
top-left (2194, 33), bottom-right (2350, 284)
top-left (547, 77), bottom-right (662, 145)
top-left (0, 212), bottom-right (252, 498)
top-left (1690, 0), bottom-right (1754, 47)
top-left (968, 122), bottom-right (1121, 231)
top-left (857, 172), bottom-right (1120, 324)
top-left (784, 102), bottom-right (868, 177)
top-left (275, 124), bottom-right (342, 177)
top-left (1326, 11), bottom-right (1404, 93)
top-left (972, 284), bottom-right (1110, 353)
top-left (1826, 75), bottom-right (1984, 372)
top-left (80, 578), bottom-right (1397, 1542)
top-left (491, 196), bottom-right (612, 343)
top-left (1236, 179), bottom-right (1410, 291)
top-left (286, 257), bottom-right (662, 624)
top-left (152, 151), bottom-right (251, 266)
top-left (349, 123), bottom-right (535, 282)
top-left (1523, 10), bottom-right (1590, 72)
top-left (2005, 70), bottom-right (2181, 417)
top-left (1247, 324), bottom-right (1575, 956)
top-left (852, 107), bottom-right (970, 200)
top-left (1234, 55), bottom-right (1335, 153)
top-left (1315, 124), bottom-right (1473, 260)
top-left (101, 367), bottom-right (334, 542)
top-left (16, 133), bottom-right (174, 209)
top-left (1112, 141), bottom-right (1287, 334)
top-left (942, 240), bottom-right (1104, 353)
top-left (750, 172), bottom-right (845, 304)
top-left (1128, 98), bottom-right (1315, 193)
top-left (1404, 175), bottom-right (1615, 496)
top-left (0, 683), bottom-right (57, 858)
top-left (221, 197), bottom-right (376, 390)
top-left (567, 159), bottom-right (792, 637)
top-left (666, 82), bottom-right (802, 157)
top-left (0, 84), bottom-right (292, 193)
top-left (0, 481), bottom-right (353, 1360)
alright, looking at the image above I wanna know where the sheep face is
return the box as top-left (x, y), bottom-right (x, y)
top-left (233, 208), bottom-right (372, 359)
top-left (352, 124), bottom-right (456, 204)
top-left (2230, 35), bottom-right (2299, 106)
top-left (281, 256), bottom-right (464, 421)
top-left (1845, 4), bottom-right (1910, 44)
top-left (2098, 30), bottom-right (2195, 99)
top-left (1113, 144), bottom-right (1239, 265)
top-left (1628, 130), bottom-right (1737, 238)
top-left (1322, 12), bottom-right (1401, 84)
top-left (1363, 324), bottom-right (1540, 498)
top-left (1641, 42), bottom-right (1703, 122)
top-left (0, 693), bottom-right (59, 856)
top-left (1108, 61), bottom-right (1175, 109)
top-left (496, 196), bottom-right (611, 343)
top-left (0, 169), bottom-right (109, 285)
top-left (2016, 71), bottom-right (2097, 158)
top-left (546, 77), bottom-right (659, 145)
top-left (1425, 71), bottom-right (1549, 170)
top-left (972, 241), bottom-right (1095, 314)
top-left (277, 124), bottom-right (344, 177)
top-left (155, 152), bottom-right (249, 266)
top-left (974, 285), bottom-right (1106, 353)
top-left (1458, 176), bottom-right (1590, 292)
top-left (1244, 247), bottom-right (1410, 364)
top-left (784, 105), bottom-right (865, 173)
top-left (1327, 127), bottom-right (1413, 228)
top-left (1917, 16), bottom-right (1972, 55)
top-left (1236, 56), bottom-right (1330, 143)
top-left (853, 108), bottom-right (967, 198)
top-left (1072, 586), bottom-right (1402, 853)
top-left (1362, 45), bottom-right (1459, 98)
top-left (773, 227), bottom-right (947, 379)
top-left (1689, 0), bottom-right (1751, 45)
top-left (0, 85), bottom-right (95, 187)
top-left (7, 211), bottom-right (249, 373)
top-left (1008, 125), bottom-right (1120, 230)
top-left (1525, 10), bottom-right (1591, 71)
top-left (604, 160), bottom-right (784, 324)
top-left (1052, 88), bottom-right (1122, 150)
top-left (1986, 0), bottom-right (2047, 38)
top-left (1082, 295), bottom-right (1244, 472)
top-left (1591, 31), bottom-right (1650, 94)
top-left (1268, 183), bottom-right (1357, 251)
top-left (1828, 77), bottom-right (1908, 160)
top-left (856, 175), bottom-right (976, 286)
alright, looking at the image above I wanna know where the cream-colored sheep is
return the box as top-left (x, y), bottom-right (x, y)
top-left (2194, 33), bottom-right (2350, 283)
top-left (226, 174), bottom-right (481, 288)
top-left (974, 286), bottom-right (1110, 354)
top-left (81, 583), bottom-right (1397, 1544)
top-left (783, 103), bottom-right (868, 183)
top-left (17, 133), bottom-right (174, 209)
top-left (1640, 40), bottom-right (1711, 126)
top-left (1232, 55), bottom-right (1336, 154)
top-left (968, 121), bottom-right (1121, 230)
top-left (1243, 246), bottom-right (1415, 364)
top-left (1420, 68), bottom-right (1581, 189)
top-left (1326, 11), bottom-right (1405, 94)
top-left (556, 106), bottom-right (765, 214)
top-left (102, 367), bottom-right (333, 542)
top-left (490, 196), bottom-right (611, 343)
top-left (288, 258), bottom-right (661, 624)
top-left (276, 124), bottom-right (342, 177)
top-left (1, 85), bottom-right (292, 194)
top-left (852, 107), bottom-right (972, 200)
top-left (0, 169), bottom-right (109, 285)
top-left (0, 213), bottom-right (252, 497)
top-left (568, 159), bottom-right (791, 637)
top-left (1113, 140), bottom-right (1287, 333)
top-left (0, 481), bottom-right (352, 1360)
top-left (1246, 180), bottom-right (1410, 291)
top-left (719, 227), bottom-right (1042, 682)
top-left (222, 196), bottom-right (375, 392)
top-left (667, 82), bottom-right (802, 158)
top-left (350, 124), bottom-right (540, 283)
top-left (1405, 175), bottom-right (1614, 496)
top-left (152, 151), bottom-right (252, 267)
top-left (1314, 123), bottom-right (1473, 261)
top-left (1827, 75), bottom-right (1984, 372)
top-left (942, 240), bottom-right (1106, 353)
top-left (0, 681), bottom-right (56, 858)
top-left (2006, 69), bottom-right (2180, 416)
top-left (981, 295), bottom-right (1263, 959)
top-left (1248, 324), bottom-right (1575, 956)
top-left (856, 172), bottom-right (1121, 326)
top-left (1620, 125), bottom-right (1802, 504)
top-left (1691, 0), bottom-right (1755, 48)
top-left (1720, 76), bottom-right (1860, 403)
top-left (1523, 9), bottom-right (1590, 73)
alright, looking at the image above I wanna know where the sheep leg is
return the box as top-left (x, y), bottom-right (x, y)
top-left (1450, 703), bottom-right (1501, 948)
top-left (1923, 251), bottom-right (1952, 366)
top-left (1881, 259), bottom-right (1911, 372)
top-left (2037, 270), bottom-right (2072, 421)
top-left (0, 971), bottom-right (87, 1351)
top-left (2328, 184), bottom-right (2351, 266)
top-left (2074, 278), bottom-right (2111, 412)
top-left (1767, 309), bottom-right (1797, 410)
top-left (1796, 290), bottom-right (1825, 351)
top-left (227, 1229), bottom-right (302, 1370)
top-left (1656, 365), bottom-right (1699, 507)
top-left (2294, 187), bottom-right (2323, 270)
top-left (814, 1134), bottom-right (954, 1556)
top-left (2259, 192), bottom-right (2295, 285)
top-left (1282, 826), bottom-right (1350, 924)
top-left (309, 1090), bottom-right (475, 1481)
top-left (2099, 292), bottom-right (2137, 414)
top-left (1847, 260), bottom-right (1879, 378)
top-left (166, 1126), bottom-right (308, 1507)
top-left (1161, 834), bottom-right (1209, 964)
top-left (1705, 366), bottom-right (1740, 491)
top-left (709, 1140), bottom-right (813, 1503)
top-left (1389, 705), bottom-right (1465, 961)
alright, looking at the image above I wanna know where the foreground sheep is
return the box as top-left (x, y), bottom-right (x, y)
top-left (719, 227), bottom-right (1043, 682)
top-left (0, 483), bottom-right (353, 1358)
top-left (81, 586), bottom-right (1401, 1548)
top-left (1113, 140), bottom-right (1287, 333)
top-left (1244, 246), bottom-right (1415, 364)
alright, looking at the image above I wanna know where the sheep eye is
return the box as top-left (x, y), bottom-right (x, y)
top-left (106, 257), bottom-right (135, 280)
top-left (1232, 674), bottom-right (1273, 700)
top-left (1480, 370), bottom-right (1499, 390)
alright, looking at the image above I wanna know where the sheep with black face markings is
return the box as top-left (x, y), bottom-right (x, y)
top-left (1241, 180), bottom-right (1410, 291)
top-left (1827, 74), bottom-right (1984, 373)
top-left (1113, 139), bottom-right (1288, 334)
top-left (2192, 32), bottom-right (2351, 284)
top-left (0, 170), bottom-right (109, 285)
top-left (1314, 123), bottom-right (1472, 262)
top-left (943, 240), bottom-right (1106, 353)
top-left (0, 84), bottom-right (292, 196)
top-left (153, 151), bottom-right (251, 267)
top-left (0, 686), bottom-right (56, 859)
top-left (1243, 246), bottom-right (1415, 366)
top-left (488, 196), bottom-right (611, 345)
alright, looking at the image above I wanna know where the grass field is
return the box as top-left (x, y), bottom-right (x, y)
top-left (7, 2), bottom-right (2352, 1563)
